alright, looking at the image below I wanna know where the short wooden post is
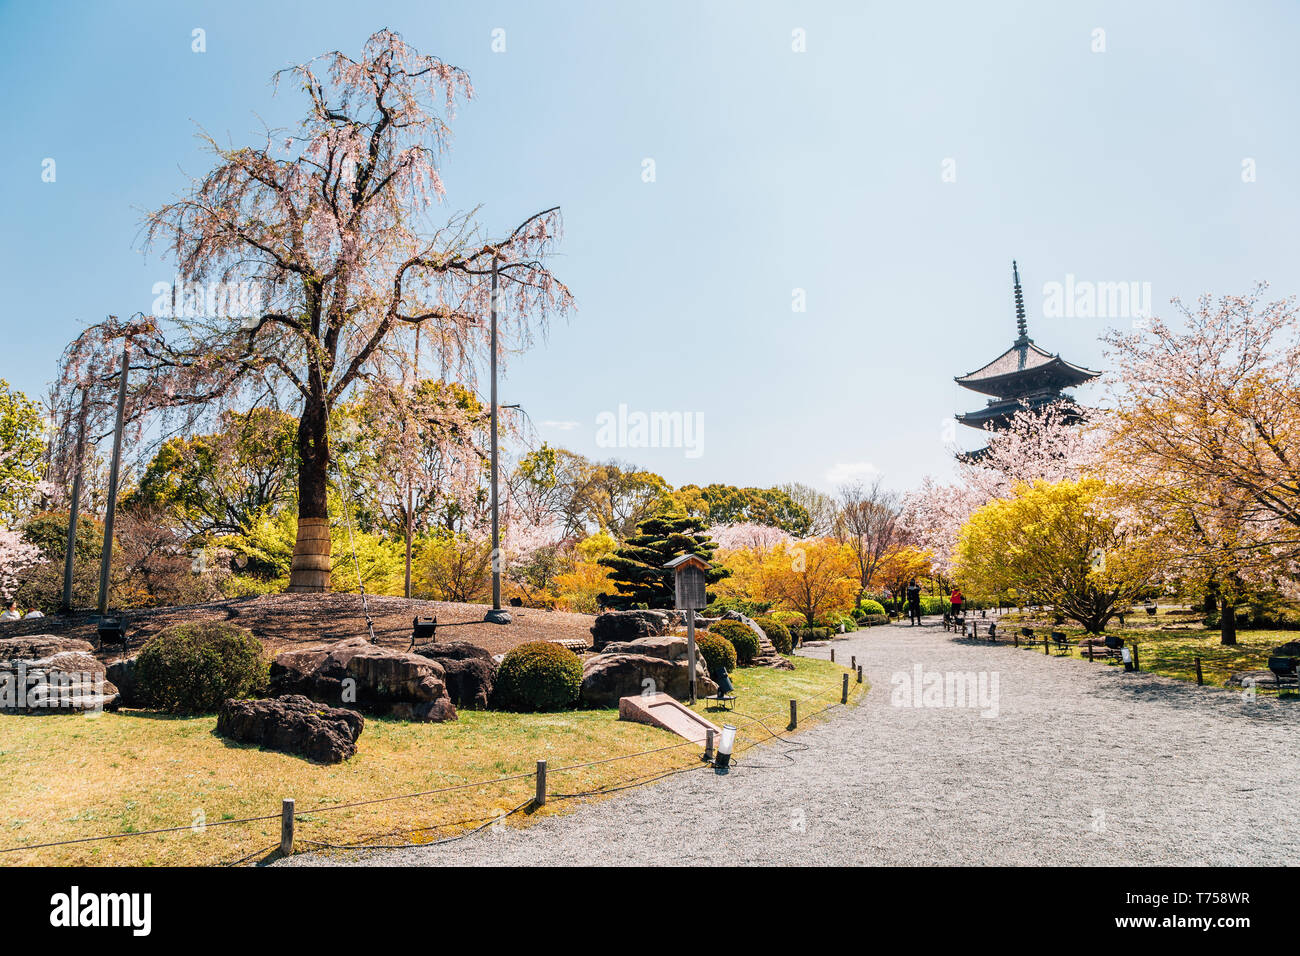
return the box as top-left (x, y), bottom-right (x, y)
top-left (1044, 637), bottom-right (1050, 655)
top-left (535, 759), bottom-right (547, 806)
top-left (280, 798), bottom-right (294, 856)
top-left (1132, 643), bottom-right (1140, 671)
top-left (704, 729), bottom-right (715, 761)
top-left (1013, 632), bottom-right (1019, 647)
top-left (789, 699), bottom-right (798, 730)
top-left (851, 655), bottom-right (856, 670)
top-left (841, 673), bottom-right (849, 704)
top-left (830, 648), bottom-right (835, 663)
top-left (1195, 656), bottom-right (1204, 686)
top-left (857, 664), bottom-right (863, 684)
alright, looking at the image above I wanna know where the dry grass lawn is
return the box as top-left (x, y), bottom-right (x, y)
top-left (0, 656), bottom-right (862, 866)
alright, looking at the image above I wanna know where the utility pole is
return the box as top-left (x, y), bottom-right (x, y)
top-left (404, 327), bottom-right (421, 600)
top-left (485, 254), bottom-right (509, 624)
top-left (60, 389), bottom-right (90, 614)
top-left (96, 336), bottom-right (131, 616)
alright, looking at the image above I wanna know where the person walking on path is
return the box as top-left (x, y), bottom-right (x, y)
top-left (906, 579), bottom-right (922, 625)
top-left (950, 586), bottom-right (964, 619)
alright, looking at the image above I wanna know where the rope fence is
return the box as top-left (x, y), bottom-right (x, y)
top-left (1, 669), bottom-right (866, 864)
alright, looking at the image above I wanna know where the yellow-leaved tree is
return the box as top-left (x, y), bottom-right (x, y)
top-left (874, 545), bottom-right (934, 606)
top-left (760, 538), bottom-right (859, 626)
top-left (552, 532), bottom-right (618, 613)
top-left (955, 478), bottom-right (1163, 633)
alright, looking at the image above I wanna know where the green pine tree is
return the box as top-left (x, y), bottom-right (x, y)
top-left (597, 512), bottom-right (729, 610)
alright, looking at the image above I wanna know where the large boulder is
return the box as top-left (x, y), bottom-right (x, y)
top-left (590, 610), bottom-right (672, 651)
top-left (216, 694), bottom-right (364, 763)
top-left (665, 609), bottom-right (705, 628)
top-left (270, 637), bottom-right (457, 722)
top-left (414, 640), bottom-right (493, 662)
top-left (414, 641), bottom-right (497, 710)
top-left (580, 638), bottom-right (718, 708)
top-left (0, 635), bottom-right (119, 713)
top-left (600, 635), bottom-right (693, 662)
top-left (105, 656), bottom-right (140, 706)
top-left (1225, 669), bottom-right (1283, 689)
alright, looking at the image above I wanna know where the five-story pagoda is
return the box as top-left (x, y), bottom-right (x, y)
top-left (955, 262), bottom-right (1100, 448)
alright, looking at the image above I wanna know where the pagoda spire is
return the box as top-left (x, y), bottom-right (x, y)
top-left (1012, 260), bottom-right (1030, 344)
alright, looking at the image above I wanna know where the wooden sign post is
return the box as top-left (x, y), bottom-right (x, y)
top-left (665, 554), bottom-right (709, 704)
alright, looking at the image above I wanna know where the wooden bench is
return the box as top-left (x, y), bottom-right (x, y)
top-left (1076, 635), bottom-right (1125, 662)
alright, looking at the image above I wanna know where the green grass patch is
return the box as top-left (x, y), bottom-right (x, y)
top-left (1010, 623), bottom-right (1294, 690)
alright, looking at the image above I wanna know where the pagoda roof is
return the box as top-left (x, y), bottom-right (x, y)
top-left (955, 392), bottom-right (1088, 430)
top-left (955, 339), bottom-right (1100, 398)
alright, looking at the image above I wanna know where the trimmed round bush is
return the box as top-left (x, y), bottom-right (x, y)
top-left (711, 620), bottom-right (761, 666)
top-left (696, 632), bottom-right (737, 675)
top-left (814, 612), bottom-right (855, 632)
top-left (769, 609), bottom-right (805, 630)
top-left (492, 641), bottom-right (582, 712)
top-left (755, 616), bottom-right (793, 654)
top-left (919, 595), bottom-right (951, 616)
top-left (136, 621), bottom-right (268, 714)
top-left (857, 599), bottom-right (886, 617)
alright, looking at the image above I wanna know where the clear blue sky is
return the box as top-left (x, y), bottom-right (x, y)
top-left (2, 0), bottom-right (1297, 494)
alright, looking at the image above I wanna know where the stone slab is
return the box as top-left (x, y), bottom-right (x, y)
top-left (618, 692), bottom-right (722, 746)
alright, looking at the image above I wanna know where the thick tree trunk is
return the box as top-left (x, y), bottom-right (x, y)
top-left (287, 395), bottom-right (331, 592)
top-left (1219, 595), bottom-right (1238, 646)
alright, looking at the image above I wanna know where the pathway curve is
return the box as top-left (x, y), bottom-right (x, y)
top-left (281, 619), bottom-right (1299, 866)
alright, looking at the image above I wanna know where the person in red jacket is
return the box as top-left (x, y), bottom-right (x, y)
top-left (950, 587), bottom-right (964, 618)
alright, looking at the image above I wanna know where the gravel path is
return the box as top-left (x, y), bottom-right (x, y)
top-left (280, 619), bottom-right (1299, 866)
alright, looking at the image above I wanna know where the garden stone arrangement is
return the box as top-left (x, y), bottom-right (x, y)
top-left (216, 694), bottom-right (365, 764)
top-left (270, 636), bottom-right (458, 722)
top-left (1224, 640), bottom-right (1300, 688)
top-left (589, 609), bottom-right (674, 651)
top-left (0, 635), bottom-right (120, 713)
top-left (413, 640), bottom-right (497, 709)
top-left (580, 634), bottom-right (717, 707)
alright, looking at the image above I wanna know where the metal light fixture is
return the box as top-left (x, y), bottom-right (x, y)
top-left (96, 616), bottom-right (128, 654)
top-left (410, 616), bottom-right (437, 649)
top-left (715, 724), bottom-right (737, 770)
